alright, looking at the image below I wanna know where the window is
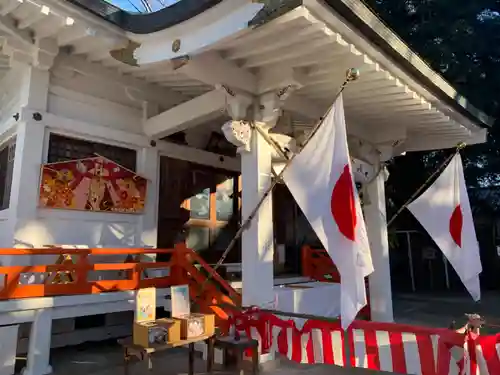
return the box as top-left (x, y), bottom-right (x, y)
top-left (104, 0), bottom-right (183, 14)
top-left (47, 134), bottom-right (137, 171)
top-left (183, 168), bottom-right (240, 252)
top-left (0, 138), bottom-right (16, 210)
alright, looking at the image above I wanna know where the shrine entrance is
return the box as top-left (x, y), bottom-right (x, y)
top-left (156, 155), bottom-right (241, 273)
top-left (156, 153), bottom-right (314, 280)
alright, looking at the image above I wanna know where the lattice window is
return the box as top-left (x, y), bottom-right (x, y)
top-left (47, 134), bottom-right (137, 171)
top-left (0, 137), bottom-right (16, 210)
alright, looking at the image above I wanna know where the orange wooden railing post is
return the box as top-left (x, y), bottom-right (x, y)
top-left (171, 243), bottom-right (188, 285)
top-left (0, 245), bottom-right (246, 328)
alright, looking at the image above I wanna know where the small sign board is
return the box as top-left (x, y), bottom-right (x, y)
top-left (135, 287), bottom-right (156, 323)
top-left (171, 284), bottom-right (190, 318)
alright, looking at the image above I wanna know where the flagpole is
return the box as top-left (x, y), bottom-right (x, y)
top-left (386, 142), bottom-right (466, 228)
top-left (205, 68), bottom-right (361, 276)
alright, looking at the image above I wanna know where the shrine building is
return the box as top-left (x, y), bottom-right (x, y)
top-left (0, 1), bottom-right (493, 373)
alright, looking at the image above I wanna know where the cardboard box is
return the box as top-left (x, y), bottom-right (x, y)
top-left (133, 318), bottom-right (181, 348)
top-left (177, 313), bottom-right (215, 339)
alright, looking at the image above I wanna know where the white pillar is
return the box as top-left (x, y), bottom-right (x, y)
top-left (364, 171), bottom-right (394, 322)
top-left (7, 66), bottom-right (48, 251)
top-left (241, 129), bottom-right (275, 307)
top-left (21, 308), bottom-right (53, 375)
top-left (136, 147), bottom-right (159, 248)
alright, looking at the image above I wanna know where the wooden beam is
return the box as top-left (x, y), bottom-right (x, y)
top-left (54, 54), bottom-right (186, 109)
top-left (401, 129), bottom-right (485, 152)
top-left (257, 66), bottom-right (307, 95)
top-left (18, 5), bottom-right (49, 30)
top-left (225, 22), bottom-right (322, 61)
top-left (0, 13), bottom-right (34, 49)
top-left (143, 90), bottom-right (226, 138)
top-left (178, 51), bottom-right (257, 93)
top-left (0, 0), bottom-right (23, 17)
top-left (283, 93), bottom-right (326, 119)
top-left (242, 33), bottom-right (348, 68)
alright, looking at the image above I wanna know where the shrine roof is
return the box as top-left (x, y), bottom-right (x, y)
top-left (64, 0), bottom-right (492, 130)
top-left (0, 0), bottom-right (492, 153)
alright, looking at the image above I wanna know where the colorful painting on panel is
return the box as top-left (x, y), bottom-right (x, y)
top-left (39, 156), bottom-right (147, 213)
top-left (135, 287), bottom-right (156, 323)
top-left (171, 284), bottom-right (190, 318)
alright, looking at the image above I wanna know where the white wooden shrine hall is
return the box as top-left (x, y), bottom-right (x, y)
top-left (0, 0), bottom-right (493, 374)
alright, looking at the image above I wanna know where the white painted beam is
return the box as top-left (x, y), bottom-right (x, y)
top-left (401, 129), bottom-right (486, 152)
top-left (156, 139), bottom-right (240, 172)
top-left (143, 90), bottom-right (226, 138)
top-left (306, 46), bottom-right (378, 79)
top-left (225, 22), bottom-right (322, 61)
top-left (178, 51), bottom-right (257, 93)
top-left (0, 0), bottom-right (23, 16)
top-left (257, 66), bottom-right (307, 95)
top-left (57, 26), bottom-right (93, 46)
top-left (18, 5), bottom-right (50, 29)
top-left (242, 33), bottom-right (348, 68)
top-left (218, 7), bottom-right (310, 50)
top-left (55, 54), bottom-right (186, 108)
top-left (35, 16), bottom-right (69, 39)
top-left (0, 13), bottom-right (34, 49)
top-left (344, 97), bottom-right (428, 113)
top-left (355, 111), bottom-right (446, 125)
top-left (283, 93), bottom-right (326, 119)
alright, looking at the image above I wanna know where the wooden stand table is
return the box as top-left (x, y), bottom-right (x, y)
top-left (210, 336), bottom-right (259, 375)
top-left (118, 334), bottom-right (214, 375)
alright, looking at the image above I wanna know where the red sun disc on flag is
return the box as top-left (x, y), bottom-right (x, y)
top-left (330, 165), bottom-right (357, 241)
top-left (449, 204), bottom-right (463, 248)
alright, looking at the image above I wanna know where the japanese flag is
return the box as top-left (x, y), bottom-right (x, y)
top-left (408, 154), bottom-right (482, 301)
top-left (282, 95), bottom-right (373, 329)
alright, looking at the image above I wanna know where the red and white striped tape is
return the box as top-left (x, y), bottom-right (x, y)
top-left (226, 310), bottom-right (500, 375)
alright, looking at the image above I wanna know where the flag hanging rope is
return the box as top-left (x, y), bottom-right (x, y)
top-left (386, 142), bottom-right (467, 228)
top-left (195, 68), bottom-right (361, 296)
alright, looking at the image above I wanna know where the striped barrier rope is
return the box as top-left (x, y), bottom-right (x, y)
top-left (220, 307), bottom-right (500, 375)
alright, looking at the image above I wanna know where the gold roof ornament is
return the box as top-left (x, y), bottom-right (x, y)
top-left (172, 39), bottom-right (182, 53)
top-left (346, 68), bottom-right (360, 82)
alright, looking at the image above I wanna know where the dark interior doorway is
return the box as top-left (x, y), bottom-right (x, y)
top-left (156, 156), bottom-right (241, 266)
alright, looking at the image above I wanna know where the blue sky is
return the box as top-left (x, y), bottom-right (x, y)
top-left (105, 0), bottom-right (181, 13)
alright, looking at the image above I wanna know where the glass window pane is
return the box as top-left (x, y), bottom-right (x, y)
top-left (104, 0), bottom-right (182, 14)
top-left (186, 226), bottom-right (209, 251)
top-left (190, 187), bottom-right (210, 219)
top-left (216, 178), bottom-right (234, 221)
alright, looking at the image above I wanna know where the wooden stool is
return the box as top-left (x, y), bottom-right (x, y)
top-left (211, 336), bottom-right (259, 375)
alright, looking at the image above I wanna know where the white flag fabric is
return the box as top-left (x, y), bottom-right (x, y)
top-left (408, 154), bottom-right (482, 301)
top-left (282, 95), bottom-right (373, 329)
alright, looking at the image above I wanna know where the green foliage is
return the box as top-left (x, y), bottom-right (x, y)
top-left (361, 0), bottom-right (500, 214)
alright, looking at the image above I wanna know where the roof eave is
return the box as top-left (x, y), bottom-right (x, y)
top-left (319, 0), bottom-right (493, 128)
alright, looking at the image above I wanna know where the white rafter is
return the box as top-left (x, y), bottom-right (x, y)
top-left (143, 90), bottom-right (226, 138)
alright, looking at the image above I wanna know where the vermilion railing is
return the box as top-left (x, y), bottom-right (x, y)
top-left (172, 243), bottom-right (241, 331)
top-left (301, 245), bottom-right (371, 319)
top-left (301, 245), bottom-right (341, 282)
top-left (0, 243), bottom-right (241, 328)
top-left (0, 247), bottom-right (177, 300)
